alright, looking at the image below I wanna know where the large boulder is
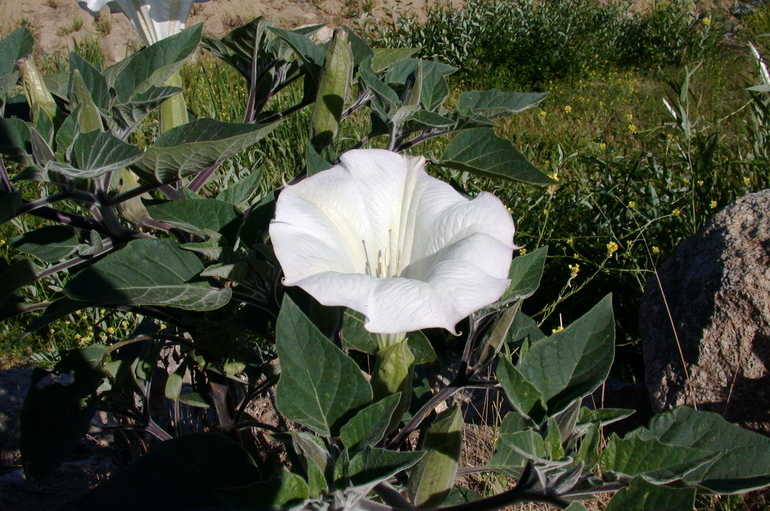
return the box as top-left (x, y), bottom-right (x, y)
top-left (640, 189), bottom-right (770, 433)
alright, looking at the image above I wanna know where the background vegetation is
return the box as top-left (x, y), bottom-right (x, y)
top-left (3, 0), bottom-right (770, 508)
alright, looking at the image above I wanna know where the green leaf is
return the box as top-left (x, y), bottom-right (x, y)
top-left (458, 90), bottom-right (548, 119)
top-left (112, 24), bottom-right (202, 102)
top-left (502, 246), bottom-right (548, 301)
top-left (600, 434), bottom-right (716, 483)
top-left (635, 407), bottom-right (770, 493)
top-left (0, 258), bottom-right (38, 304)
top-left (287, 432), bottom-right (328, 497)
top-left (55, 108), bottom-right (80, 162)
top-left (216, 471), bottom-right (309, 510)
top-left (0, 190), bottom-right (22, 223)
top-left (491, 428), bottom-right (548, 468)
top-left (10, 225), bottom-right (80, 262)
top-left (216, 168), bottom-right (263, 206)
top-left (346, 28), bottom-right (374, 67)
top-left (48, 130), bottom-right (143, 179)
top-left (371, 48), bottom-right (419, 73)
top-left (419, 60), bottom-right (449, 112)
top-left (202, 16), bottom-right (271, 80)
top-left (605, 477), bottom-right (696, 511)
top-left (110, 85), bottom-right (182, 136)
top-left (506, 311), bottom-right (546, 346)
top-left (64, 433), bottom-right (262, 510)
top-left (386, 58), bottom-right (456, 85)
top-left (268, 27), bottom-right (325, 70)
top-left (275, 295), bottom-right (372, 436)
top-left (340, 393), bottom-right (401, 451)
top-left (409, 406), bottom-right (463, 508)
top-left (441, 128), bottom-right (556, 185)
top-left (359, 71), bottom-right (400, 117)
top-left (305, 141), bottom-right (333, 177)
top-left (497, 355), bottom-right (546, 422)
top-left (68, 52), bottom-right (109, 110)
top-left (21, 346), bottom-right (106, 480)
top-left (518, 294), bottom-right (615, 414)
top-left (0, 27), bottom-right (33, 77)
top-left (405, 110), bottom-right (456, 131)
top-left (406, 330), bottom-right (437, 364)
top-left (346, 446), bottom-right (423, 488)
top-left (145, 198), bottom-right (242, 244)
top-left (131, 119), bottom-right (277, 184)
top-left (0, 117), bottom-right (32, 159)
top-left (64, 239), bottom-right (232, 310)
top-left (0, 28), bottom-right (33, 101)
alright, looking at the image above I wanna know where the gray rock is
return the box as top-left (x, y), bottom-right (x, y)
top-left (640, 189), bottom-right (770, 433)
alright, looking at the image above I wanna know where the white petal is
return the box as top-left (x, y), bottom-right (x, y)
top-left (78, 0), bottom-right (110, 15)
top-left (269, 148), bottom-right (516, 335)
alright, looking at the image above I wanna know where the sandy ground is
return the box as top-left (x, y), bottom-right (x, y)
top-left (3, 0), bottom-right (459, 63)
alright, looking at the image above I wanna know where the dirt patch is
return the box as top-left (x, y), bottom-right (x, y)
top-left (1, 0), bottom-right (456, 64)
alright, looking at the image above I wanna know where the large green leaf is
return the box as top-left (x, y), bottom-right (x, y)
top-left (605, 477), bottom-right (696, 511)
top-left (145, 198), bottom-right (242, 244)
top-left (506, 311), bottom-right (546, 346)
top-left (418, 60), bottom-right (450, 112)
top-left (202, 16), bottom-right (272, 80)
top-left (68, 52), bottom-right (109, 110)
top-left (345, 446), bottom-right (423, 488)
top-left (408, 406), bottom-right (463, 508)
top-left (371, 48), bottom-right (419, 73)
top-left (0, 190), bottom-right (22, 223)
top-left (216, 167), bottom-right (263, 207)
top-left (63, 433), bottom-right (262, 511)
top-left (64, 239), bottom-right (231, 310)
top-left (497, 355), bottom-right (546, 423)
top-left (0, 258), bottom-right (38, 304)
top-left (48, 130), bottom-right (143, 179)
top-left (517, 294), bottom-right (614, 414)
top-left (600, 434), bottom-right (716, 484)
top-left (0, 27), bottom-right (33, 100)
top-left (502, 245), bottom-right (548, 302)
top-left (340, 393), bottom-right (401, 451)
top-left (112, 24), bottom-right (202, 102)
top-left (20, 345), bottom-right (106, 480)
top-left (458, 90), bottom-right (548, 119)
top-left (268, 27), bottom-right (325, 70)
top-left (440, 128), bottom-right (556, 185)
top-left (110, 85), bottom-right (182, 136)
top-left (131, 119), bottom-right (277, 184)
top-left (275, 295), bottom-right (372, 436)
top-left (10, 225), bottom-right (80, 262)
top-left (0, 117), bottom-right (32, 159)
top-left (216, 471), bottom-right (310, 511)
top-left (635, 407), bottom-right (770, 493)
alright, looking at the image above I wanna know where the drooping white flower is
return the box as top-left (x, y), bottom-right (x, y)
top-left (78, 0), bottom-right (208, 46)
top-left (269, 149), bottom-right (516, 335)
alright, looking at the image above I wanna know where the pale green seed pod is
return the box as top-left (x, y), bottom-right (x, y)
top-left (116, 169), bottom-right (150, 226)
top-left (371, 338), bottom-right (415, 433)
top-left (309, 27), bottom-right (352, 150)
top-left (159, 72), bottom-right (188, 134)
top-left (408, 405), bottom-right (463, 508)
top-left (17, 56), bottom-right (57, 124)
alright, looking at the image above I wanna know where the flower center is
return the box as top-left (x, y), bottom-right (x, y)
top-left (363, 229), bottom-right (403, 279)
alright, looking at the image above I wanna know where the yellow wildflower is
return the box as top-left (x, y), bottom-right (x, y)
top-left (606, 241), bottom-right (619, 257)
top-left (628, 200), bottom-right (637, 209)
top-left (628, 124), bottom-right (638, 133)
top-left (703, 16), bottom-right (711, 26)
top-left (568, 263), bottom-right (580, 278)
top-left (709, 200), bottom-right (717, 209)
top-left (519, 248), bottom-right (528, 255)
top-left (539, 110), bottom-right (547, 119)
top-left (744, 176), bottom-right (751, 185)
top-left (673, 208), bottom-right (682, 216)
top-left (564, 105), bottom-right (572, 114)
top-left (552, 325), bottom-right (564, 334)
top-left (652, 246), bottom-right (661, 254)
top-left (625, 113), bottom-right (633, 121)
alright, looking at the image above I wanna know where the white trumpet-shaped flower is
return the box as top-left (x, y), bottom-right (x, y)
top-left (269, 149), bottom-right (516, 335)
top-left (78, 0), bottom-right (207, 46)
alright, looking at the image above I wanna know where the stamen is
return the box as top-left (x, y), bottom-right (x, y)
top-left (362, 240), bottom-right (372, 276)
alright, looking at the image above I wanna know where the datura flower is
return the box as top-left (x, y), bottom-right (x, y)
top-left (78, 0), bottom-right (207, 46)
top-left (270, 149), bottom-right (516, 335)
